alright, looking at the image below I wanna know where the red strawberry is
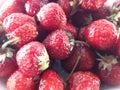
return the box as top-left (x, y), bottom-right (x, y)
top-left (43, 29), bottom-right (74, 60)
top-left (16, 41), bottom-right (50, 77)
top-left (39, 69), bottom-right (64, 90)
top-left (96, 54), bottom-right (120, 85)
top-left (25, 0), bottom-right (49, 16)
top-left (3, 13), bottom-right (38, 48)
top-left (62, 41), bottom-right (96, 72)
top-left (7, 70), bottom-right (37, 90)
top-left (79, 0), bottom-right (107, 11)
top-left (63, 22), bottom-right (77, 38)
top-left (57, 0), bottom-right (72, 19)
top-left (37, 2), bottom-right (67, 31)
top-left (68, 71), bottom-right (100, 90)
top-left (0, 0), bottom-right (27, 22)
top-left (84, 19), bottom-right (119, 51)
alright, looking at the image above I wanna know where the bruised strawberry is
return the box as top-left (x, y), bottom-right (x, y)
top-left (0, 0), bottom-right (27, 22)
top-left (37, 2), bottom-right (67, 31)
top-left (84, 19), bottom-right (119, 51)
top-left (7, 70), bottom-right (37, 90)
top-left (68, 71), bottom-right (100, 90)
top-left (3, 13), bottom-right (38, 48)
top-left (96, 54), bottom-right (120, 85)
top-left (79, 0), bottom-right (107, 11)
top-left (43, 29), bottom-right (74, 60)
top-left (39, 69), bottom-right (64, 90)
top-left (62, 41), bottom-right (96, 72)
top-left (16, 41), bottom-right (50, 77)
top-left (25, 0), bottom-right (49, 16)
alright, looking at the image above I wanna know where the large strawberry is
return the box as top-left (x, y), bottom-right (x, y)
top-left (84, 19), bottom-right (119, 51)
top-left (3, 13), bottom-right (38, 48)
top-left (0, 0), bottom-right (27, 22)
top-left (7, 70), bottom-right (37, 90)
top-left (37, 2), bottom-right (67, 31)
top-left (39, 69), bottom-right (64, 90)
top-left (16, 41), bottom-right (50, 77)
top-left (62, 41), bottom-right (96, 72)
top-left (68, 71), bottom-right (100, 90)
top-left (96, 54), bottom-right (120, 85)
top-left (43, 29), bottom-right (74, 60)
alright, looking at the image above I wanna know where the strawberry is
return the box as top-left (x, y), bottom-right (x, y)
top-left (68, 71), bottom-right (100, 90)
top-left (7, 70), bottom-right (37, 90)
top-left (16, 41), bottom-right (50, 77)
top-left (25, 0), bottom-right (49, 16)
top-left (117, 38), bottom-right (120, 57)
top-left (43, 29), bottom-right (74, 60)
top-left (3, 13), bottom-right (38, 48)
top-left (37, 2), bottom-right (67, 31)
top-left (39, 69), bottom-right (64, 90)
top-left (57, 0), bottom-right (72, 19)
top-left (79, 0), bottom-right (107, 11)
top-left (96, 54), bottom-right (120, 85)
top-left (62, 41), bottom-right (96, 72)
top-left (84, 19), bottom-right (119, 51)
top-left (0, 0), bottom-right (27, 22)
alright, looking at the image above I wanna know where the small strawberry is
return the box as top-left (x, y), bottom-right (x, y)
top-left (25, 0), bottom-right (49, 16)
top-left (7, 70), bottom-right (37, 90)
top-left (39, 69), bottom-right (64, 90)
top-left (16, 41), bottom-right (50, 77)
top-left (43, 29), bottom-right (74, 60)
top-left (62, 41), bottom-right (96, 72)
top-left (37, 2), bottom-right (67, 31)
top-left (84, 19), bottom-right (119, 51)
top-left (79, 0), bottom-right (107, 11)
top-left (96, 54), bottom-right (120, 85)
top-left (0, 0), bottom-right (27, 22)
top-left (3, 13), bottom-right (38, 48)
top-left (68, 71), bottom-right (100, 90)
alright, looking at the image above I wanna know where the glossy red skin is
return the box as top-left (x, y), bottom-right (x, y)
top-left (96, 63), bottom-right (120, 85)
top-left (43, 30), bottom-right (72, 60)
top-left (16, 41), bottom-right (49, 77)
top-left (25, 0), bottom-right (49, 16)
top-left (0, 0), bottom-right (27, 22)
top-left (0, 52), bottom-right (18, 77)
top-left (37, 2), bottom-right (67, 31)
top-left (39, 69), bottom-right (64, 90)
top-left (3, 13), bottom-right (38, 48)
top-left (84, 19), bottom-right (119, 51)
top-left (63, 22), bottom-right (77, 38)
top-left (62, 42), bottom-right (95, 72)
top-left (80, 0), bottom-right (107, 10)
top-left (117, 39), bottom-right (120, 57)
top-left (57, 0), bottom-right (71, 19)
top-left (7, 70), bottom-right (36, 90)
top-left (68, 71), bottom-right (100, 90)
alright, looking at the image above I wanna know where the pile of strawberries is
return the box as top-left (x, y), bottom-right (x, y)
top-left (0, 0), bottom-right (120, 90)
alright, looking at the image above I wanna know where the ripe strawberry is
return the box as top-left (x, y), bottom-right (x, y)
top-left (57, 0), bottom-right (72, 19)
top-left (37, 2), bottom-right (67, 31)
top-left (84, 19), bottom-right (119, 51)
top-left (68, 71), bottom-right (100, 90)
top-left (63, 22), bottom-right (77, 38)
top-left (79, 0), bottom-right (107, 11)
top-left (0, 0), bottom-right (27, 22)
top-left (39, 69), bottom-right (64, 90)
top-left (25, 0), bottom-right (49, 16)
top-left (3, 13), bottom-right (38, 48)
top-left (96, 54), bottom-right (120, 85)
top-left (16, 41), bottom-right (50, 77)
top-left (62, 41), bottom-right (96, 72)
top-left (7, 70), bottom-right (37, 90)
top-left (43, 29), bottom-right (74, 60)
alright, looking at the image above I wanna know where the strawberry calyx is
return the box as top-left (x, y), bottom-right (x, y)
top-left (36, 47), bottom-right (50, 71)
top-left (97, 53), bottom-right (118, 71)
